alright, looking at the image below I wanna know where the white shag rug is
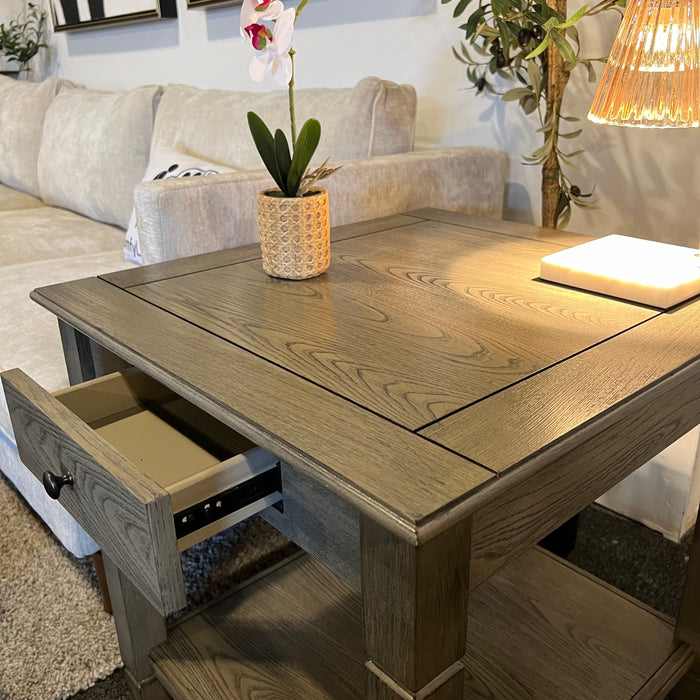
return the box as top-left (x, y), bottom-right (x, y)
top-left (0, 473), bottom-right (295, 700)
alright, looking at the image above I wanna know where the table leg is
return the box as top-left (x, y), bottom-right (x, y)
top-left (103, 555), bottom-right (170, 700)
top-left (59, 319), bottom-right (130, 385)
top-left (671, 514), bottom-right (700, 698)
top-left (361, 514), bottom-right (471, 700)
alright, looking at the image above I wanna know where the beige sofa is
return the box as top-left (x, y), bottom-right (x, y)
top-left (0, 74), bottom-right (507, 558)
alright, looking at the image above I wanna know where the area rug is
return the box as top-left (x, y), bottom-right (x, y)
top-left (0, 473), bottom-right (295, 700)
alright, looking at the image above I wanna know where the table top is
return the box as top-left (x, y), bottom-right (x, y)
top-left (32, 210), bottom-right (700, 542)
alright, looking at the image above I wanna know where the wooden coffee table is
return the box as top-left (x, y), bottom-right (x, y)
top-left (5, 209), bottom-right (700, 699)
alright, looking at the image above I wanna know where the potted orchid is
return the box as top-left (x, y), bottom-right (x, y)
top-left (240, 0), bottom-right (338, 280)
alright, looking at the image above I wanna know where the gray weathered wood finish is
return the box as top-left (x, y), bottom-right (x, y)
top-left (0, 369), bottom-right (186, 615)
top-left (101, 214), bottom-right (423, 289)
top-left (361, 515), bottom-right (471, 696)
top-left (129, 220), bottom-right (655, 429)
top-left (103, 554), bottom-right (169, 700)
top-left (467, 358), bottom-right (700, 586)
top-left (59, 319), bottom-right (131, 386)
top-left (421, 297), bottom-right (700, 472)
top-left (30, 277), bottom-right (493, 542)
top-left (407, 207), bottom-right (595, 247)
top-left (151, 549), bottom-right (688, 700)
top-left (152, 555), bottom-right (365, 700)
top-left (261, 461), bottom-right (361, 591)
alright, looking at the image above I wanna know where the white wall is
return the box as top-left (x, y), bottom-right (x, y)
top-left (39, 0), bottom-right (700, 247)
top-left (0, 0), bottom-right (23, 22)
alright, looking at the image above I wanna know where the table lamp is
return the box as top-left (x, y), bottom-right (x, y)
top-left (588, 0), bottom-right (699, 127)
top-left (538, 0), bottom-right (700, 308)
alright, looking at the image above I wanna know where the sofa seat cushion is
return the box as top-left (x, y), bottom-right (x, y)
top-left (37, 85), bottom-right (161, 230)
top-left (0, 184), bottom-right (46, 211)
top-left (0, 207), bottom-right (125, 266)
top-left (0, 248), bottom-right (135, 558)
top-left (151, 77), bottom-right (417, 171)
top-left (0, 76), bottom-right (74, 197)
top-left (0, 248), bottom-right (136, 436)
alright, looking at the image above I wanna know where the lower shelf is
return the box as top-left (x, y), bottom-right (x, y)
top-left (151, 547), bottom-right (693, 700)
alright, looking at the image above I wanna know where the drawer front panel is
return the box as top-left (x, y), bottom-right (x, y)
top-left (1, 369), bottom-right (186, 615)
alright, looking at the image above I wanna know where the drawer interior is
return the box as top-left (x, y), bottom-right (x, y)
top-left (54, 369), bottom-right (281, 548)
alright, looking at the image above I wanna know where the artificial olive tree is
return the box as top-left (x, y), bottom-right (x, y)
top-left (445, 0), bottom-right (624, 228)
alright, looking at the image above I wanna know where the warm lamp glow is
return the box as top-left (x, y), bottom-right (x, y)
top-left (588, 0), bottom-right (700, 127)
top-left (540, 235), bottom-right (700, 308)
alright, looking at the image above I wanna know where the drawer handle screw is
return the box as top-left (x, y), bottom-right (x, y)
top-left (42, 470), bottom-right (74, 499)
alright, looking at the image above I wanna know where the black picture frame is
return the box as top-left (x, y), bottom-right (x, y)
top-left (186, 0), bottom-right (242, 8)
top-left (50, 0), bottom-right (177, 31)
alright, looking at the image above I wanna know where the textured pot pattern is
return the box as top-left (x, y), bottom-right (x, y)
top-left (257, 188), bottom-right (331, 280)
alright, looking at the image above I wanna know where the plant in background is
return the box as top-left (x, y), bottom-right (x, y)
top-left (240, 0), bottom-right (338, 198)
top-left (0, 3), bottom-right (47, 74)
top-left (444, 0), bottom-right (625, 228)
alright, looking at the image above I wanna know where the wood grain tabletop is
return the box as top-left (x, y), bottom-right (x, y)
top-left (32, 210), bottom-right (699, 543)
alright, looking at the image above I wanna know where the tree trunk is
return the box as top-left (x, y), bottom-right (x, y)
top-left (541, 0), bottom-right (570, 229)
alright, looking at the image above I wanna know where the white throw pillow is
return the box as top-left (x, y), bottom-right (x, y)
top-left (125, 147), bottom-right (236, 264)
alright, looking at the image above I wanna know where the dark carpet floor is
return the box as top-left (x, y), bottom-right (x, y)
top-left (69, 503), bottom-right (694, 699)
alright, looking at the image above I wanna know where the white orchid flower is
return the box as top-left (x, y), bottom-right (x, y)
top-left (248, 7), bottom-right (296, 87)
top-left (239, 0), bottom-right (284, 39)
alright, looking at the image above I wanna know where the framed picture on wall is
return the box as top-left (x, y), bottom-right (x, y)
top-left (50, 0), bottom-right (177, 31)
top-left (187, 0), bottom-right (242, 8)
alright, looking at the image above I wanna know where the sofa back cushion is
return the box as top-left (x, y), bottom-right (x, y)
top-left (0, 77), bottom-right (73, 197)
top-left (151, 77), bottom-right (417, 171)
top-left (37, 86), bottom-right (161, 230)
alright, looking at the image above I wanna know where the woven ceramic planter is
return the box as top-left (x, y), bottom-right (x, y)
top-left (257, 188), bottom-right (331, 280)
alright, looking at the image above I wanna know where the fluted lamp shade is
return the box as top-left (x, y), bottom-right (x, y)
top-left (588, 0), bottom-right (700, 127)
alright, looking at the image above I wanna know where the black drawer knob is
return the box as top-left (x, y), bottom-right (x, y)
top-left (42, 470), bottom-right (73, 499)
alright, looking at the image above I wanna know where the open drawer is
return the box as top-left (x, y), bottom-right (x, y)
top-left (0, 367), bottom-right (281, 616)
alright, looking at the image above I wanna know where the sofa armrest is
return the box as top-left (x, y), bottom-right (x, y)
top-left (134, 147), bottom-right (507, 264)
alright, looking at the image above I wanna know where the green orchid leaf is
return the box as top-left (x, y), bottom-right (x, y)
top-left (274, 129), bottom-right (292, 182)
top-left (247, 112), bottom-right (286, 193)
top-left (287, 118), bottom-right (321, 196)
